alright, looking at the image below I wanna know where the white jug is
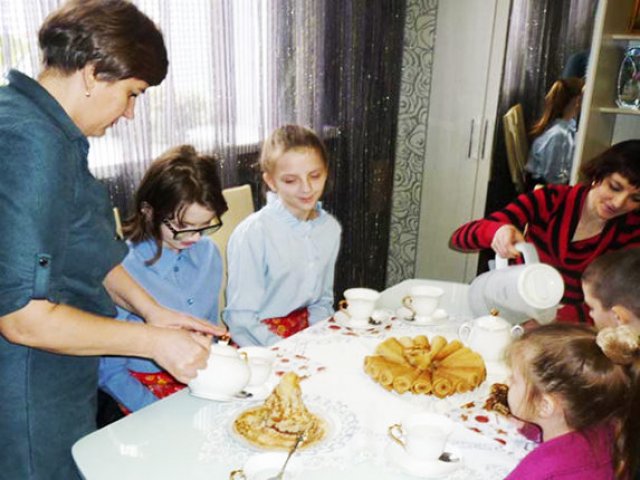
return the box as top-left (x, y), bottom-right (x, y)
top-left (458, 311), bottom-right (523, 363)
top-left (468, 242), bottom-right (564, 325)
top-left (188, 342), bottom-right (251, 400)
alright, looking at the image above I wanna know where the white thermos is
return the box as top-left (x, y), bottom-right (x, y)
top-left (468, 242), bottom-right (564, 324)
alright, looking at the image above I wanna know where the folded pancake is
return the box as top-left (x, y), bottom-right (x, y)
top-left (396, 336), bottom-right (415, 349)
top-left (392, 368), bottom-right (420, 394)
top-left (428, 336), bottom-right (448, 358)
top-left (412, 335), bottom-right (430, 348)
top-left (403, 346), bottom-right (432, 371)
top-left (380, 362), bottom-right (414, 387)
top-left (375, 338), bottom-right (407, 364)
top-left (432, 374), bottom-right (454, 398)
top-left (234, 372), bottom-right (326, 450)
top-left (433, 339), bottom-right (463, 361)
top-left (410, 370), bottom-right (432, 395)
top-left (438, 348), bottom-right (484, 368)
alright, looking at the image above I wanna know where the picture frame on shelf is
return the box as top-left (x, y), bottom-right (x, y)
top-left (630, 0), bottom-right (640, 33)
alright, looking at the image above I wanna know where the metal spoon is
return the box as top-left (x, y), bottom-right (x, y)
top-left (233, 390), bottom-right (253, 399)
top-left (439, 451), bottom-right (460, 463)
top-left (268, 432), bottom-right (305, 480)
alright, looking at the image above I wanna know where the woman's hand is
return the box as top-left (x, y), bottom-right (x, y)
top-left (491, 225), bottom-right (526, 259)
top-left (148, 327), bottom-right (213, 383)
top-left (145, 304), bottom-right (227, 337)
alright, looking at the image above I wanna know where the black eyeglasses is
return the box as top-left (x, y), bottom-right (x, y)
top-left (162, 218), bottom-right (223, 241)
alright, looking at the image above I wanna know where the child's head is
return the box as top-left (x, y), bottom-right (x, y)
top-left (259, 125), bottom-right (329, 220)
top-left (529, 77), bottom-right (584, 139)
top-left (582, 248), bottom-right (640, 331)
top-left (507, 323), bottom-right (640, 477)
top-left (125, 145), bottom-right (228, 261)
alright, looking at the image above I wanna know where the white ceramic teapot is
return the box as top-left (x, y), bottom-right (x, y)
top-left (188, 342), bottom-right (251, 401)
top-left (458, 310), bottom-right (523, 363)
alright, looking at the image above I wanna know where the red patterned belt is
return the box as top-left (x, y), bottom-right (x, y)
top-left (261, 307), bottom-right (309, 338)
top-left (119, 370), bottom-right (185, 414)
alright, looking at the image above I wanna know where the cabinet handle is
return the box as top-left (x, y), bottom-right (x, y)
top-left (467, 119), bottom-right (475, 158)
top-left (480, 119), bottom-right (489, 159)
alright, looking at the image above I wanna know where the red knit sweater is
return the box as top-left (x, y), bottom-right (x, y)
top-left (450, 184), bottom-right (640, 323)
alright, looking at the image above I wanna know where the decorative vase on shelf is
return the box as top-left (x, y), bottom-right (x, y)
top-left (616, 47), bottom-right (640, 109)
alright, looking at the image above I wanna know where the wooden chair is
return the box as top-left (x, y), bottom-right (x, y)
top-left (502, 104), bottom-right (529, 193)
top-left (209, 184), bottom-right (255, 312)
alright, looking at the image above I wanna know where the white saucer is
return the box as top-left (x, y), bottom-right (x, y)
top-left (235, 452), bottom-right (302, 479)
top-left (397, 307), bottom-right (449, 326)
top-left (243, 383), bottom-right (274, 401)
top-left (189, 387), bottom-right (260, 402)
top-left (333, 309), bottom-right (392, 330)
top-left (189, 388), bottom-right (234, 401)
top-left (386, 441), bottom-right (462, 478)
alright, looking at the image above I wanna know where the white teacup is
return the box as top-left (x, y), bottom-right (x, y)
top-left (239, 346), bottom-right (276, 390)
top-left (388, 412), bottom-right (454, 462)
top-left (402, 285), bottom-right (444, 319)
top-left (338, 288), bottom-right (380, 327)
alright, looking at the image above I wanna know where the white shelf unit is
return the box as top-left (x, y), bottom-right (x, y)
top-left (572, 0), bottom-right (640, 181)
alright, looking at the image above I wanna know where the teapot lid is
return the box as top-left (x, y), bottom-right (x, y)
top-left (474, 309), bottom-right (511, 330)
top-left (211, 341), bottom-right (242, 357)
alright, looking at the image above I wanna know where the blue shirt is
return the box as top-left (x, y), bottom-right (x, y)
top-left (0, 70), bottom-right (127, 479)
top-left (223, 192), bottom-right (341, 346)
top-left (99, 237), bottom-right (223, 411)
top-left (525, 118), bottom-right (577, 184)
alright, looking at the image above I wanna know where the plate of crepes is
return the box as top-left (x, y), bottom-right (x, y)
top-left (232, 372), bottom-right (328, 451)
top-left (364, 335), bottom-right (486, 397)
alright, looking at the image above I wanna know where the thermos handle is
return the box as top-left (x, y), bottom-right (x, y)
top-left (495, 242), bottom-right (540, 269)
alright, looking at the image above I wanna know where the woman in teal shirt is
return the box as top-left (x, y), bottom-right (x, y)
top-left (0, 2), bottom-right (223, 478)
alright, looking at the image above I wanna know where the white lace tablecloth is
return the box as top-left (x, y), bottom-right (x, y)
top-left (73, 279), bottom-right (535, 480)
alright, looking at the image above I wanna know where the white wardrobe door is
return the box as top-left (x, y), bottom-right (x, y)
top-left (415, 0), bottom-right (509, 283)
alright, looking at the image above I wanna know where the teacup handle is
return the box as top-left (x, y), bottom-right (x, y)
top-left (458, 322), bottom-right (472, 342)
top-left (338, 299), bottom-right (350, 316)
top-left (387, 423), bottom-right (406, 448)
top-left (401, 295), bottom-right (415, 312)
top-left (511, 325), bottom-right (524, 338)
top-left (229, 469), bottom-right (246, 480)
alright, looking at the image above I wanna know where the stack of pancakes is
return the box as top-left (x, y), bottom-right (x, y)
top-left (233, 372), bottom-right (326, 450)
top-left (364, 335), bottom-right (486, 398)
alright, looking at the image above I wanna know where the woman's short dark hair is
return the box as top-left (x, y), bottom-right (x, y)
top-left (581, 140), bottom-right (640, 187)
top-left (124, 145), bottom-right (228, 264)
top-left (38, 0), bottom-right (168, 86)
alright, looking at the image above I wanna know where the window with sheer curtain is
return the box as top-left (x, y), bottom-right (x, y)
top-left (0, 0), bottom-right (325, 202)
top-left (0, 0), bottom-right (407, 297)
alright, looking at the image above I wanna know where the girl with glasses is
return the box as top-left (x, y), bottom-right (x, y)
top-left (99, 144), bottom-right (228, 414)
top-left (224, 125), bottom-right (341, 346)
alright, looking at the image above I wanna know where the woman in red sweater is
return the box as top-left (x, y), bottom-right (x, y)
top-left (451, 140), bottom-right (640, 324)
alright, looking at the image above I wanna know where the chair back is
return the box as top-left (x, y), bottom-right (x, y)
top-left (209, 184), bottom-right (255, 312)
top-left (503, 104), bottom-right (529, 193)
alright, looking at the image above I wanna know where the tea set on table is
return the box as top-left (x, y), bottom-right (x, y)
top-left (190, 242), bottom-right (564, 479)
top-left (334, 284), bottom-right (449, 330)
top-left (188, 342), bottom-right (276, 402)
